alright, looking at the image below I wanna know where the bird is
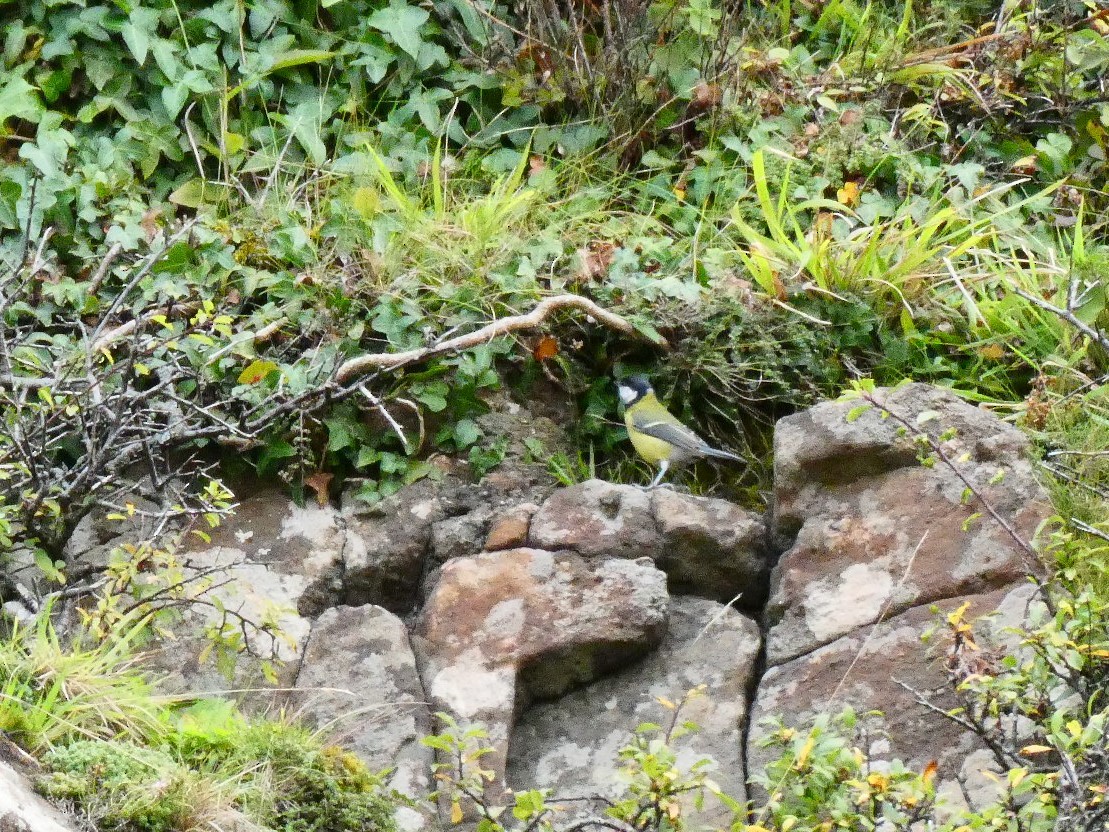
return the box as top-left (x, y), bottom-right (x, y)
top-left (616, 374), bottom-right (743, 488)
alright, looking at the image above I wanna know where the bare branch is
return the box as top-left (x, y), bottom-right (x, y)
top-left (334, 294), bottom-right (667, 383)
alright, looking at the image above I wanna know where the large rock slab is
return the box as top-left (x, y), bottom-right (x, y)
top-left (1, 750), bottom-right (80, 832)
top-left (413, 548), bottom-right (669, 802)
top-left (747, 583), bottom-right (1040, 809)
top-left (341, 480), bottom-right (441, 615)
top-left (192, 488), bottom-right (347, 616)
top-left (508, 596), bottom-right (761, 820)
top-left (147, 544), bottom-right (314, 696)
top-left (768, 383), bottom-right (1048, 664)
top-left (528, 480), bottom-right (769, 608)
top-left (289, 605), bottom-right (434, 831)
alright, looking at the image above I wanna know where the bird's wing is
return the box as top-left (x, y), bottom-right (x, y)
top-left (630, 412), bottom-right (711, 454)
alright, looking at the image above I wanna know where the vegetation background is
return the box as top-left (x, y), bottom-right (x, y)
top-left (2, 0), bottom-right (1109, 828)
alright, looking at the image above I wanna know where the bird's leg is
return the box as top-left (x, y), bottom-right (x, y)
top-left (648, 459), bottom-right (670, 489)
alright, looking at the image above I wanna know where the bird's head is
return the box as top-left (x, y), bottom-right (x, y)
top-left (616, 375), bottom-right (653, 407)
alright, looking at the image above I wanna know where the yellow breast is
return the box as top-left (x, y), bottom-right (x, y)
top-left (625, 413), bottom-right (674, 464)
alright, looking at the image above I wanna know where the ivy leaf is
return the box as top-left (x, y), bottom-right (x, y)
top-left (162, 83), bottom-right (189, 119)
top-left (121, 8), bottom-right (160, 66)
top-left (325, 416), bottom-right (356, 452)
top-left (0, 76), bottom-right (41, 126)
top-left (367, 0), bottom-right (430, 60)
top-left (453, 419), bottom-right (481, 449)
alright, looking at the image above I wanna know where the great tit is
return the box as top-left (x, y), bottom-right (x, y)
top-left (617, 375), bottom-right (743, 488)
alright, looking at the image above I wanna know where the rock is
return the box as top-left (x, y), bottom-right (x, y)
top-left (342, 479), bottom-right (441, 615)
top-left (528, 480), bottom-right (769, 607)
top-left (289, 605), bottom-right (434, 830)
top-left (147, 544), bottom-right (313, 698)
top-left (746, 583), bottom-right (1041, 808)
top-left (188, 488), bottom-right (347, 617)
top-left (0, 753), bottom-right (80, 832)
top-left (508, 596), bottom-right (761, 821)
top-left (767, 383), bottom-right (1048, 664)
top-left (342, 465), bottom-right (558, 611)
top-left (430, 506), bottom-right (494, 562)
top-left (529, 480), bottom-right (658, 560)
top-left (414, 548), bottom-right (669, 804)
top-left (483, 504), bottom-right (537, 552)
top-left (650, 488), bottom-right (769, 606)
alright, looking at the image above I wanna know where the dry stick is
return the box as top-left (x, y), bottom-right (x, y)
top-left (1015, 288), bottom-right (1109, 353)
top-left (334, 294), bottom-right (668, 384)
top-left (86, 243), bottom-right (124, 296)
top-left (89, 220), bottom-right (199, 348)
top-left (893, 679), bottom-right (1018, 774)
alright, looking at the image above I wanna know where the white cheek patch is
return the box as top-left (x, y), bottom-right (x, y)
top-left (618, 385), bottom-right (636, 405)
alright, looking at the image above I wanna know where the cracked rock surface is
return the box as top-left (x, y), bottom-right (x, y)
top-left (51, 382), bottom-right (1057, 829)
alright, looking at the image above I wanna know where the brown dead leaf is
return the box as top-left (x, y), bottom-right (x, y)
top-left (528, 155), bottom-right (546, 177)
top-left (838, 108), bottom-right (862, 126)
top-left (533, 335), bottom-right (558, 361)
top-left (812, 210), bottom-right (834, 239)
top-left (304, 471), bottom-right (334, 507)
top-left (576, 241), bottom-right (616, 282)
top-left (690, 81), bottom-right (722, 112)
top-left (141, 208), bottom-right (162, 242)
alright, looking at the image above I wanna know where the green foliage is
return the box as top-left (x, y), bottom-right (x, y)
top-left (0, 610), bottom-right (399, 831)
top-left (752, 710), bottom-right (937, 830)
top-left (424, 688), bottom-right (738, 832)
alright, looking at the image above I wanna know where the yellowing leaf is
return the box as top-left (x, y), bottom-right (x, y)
top-left (450, 800), bottom-right (463, 824)
top-left (979, 343), bottom-right (1005, 360)
top-left (352, 186), bottom-right (381, 219)
top-left (656, 697), bottom-right (676, 710)
top-left (238, 359), bottom-right (279, 385)
top-left (304, 471), bottom-right (334, 507)
top-left (922, 759), bottom-right (939, 784)
top-left (794, 733), bottom-right (815, 770)
top-left (1020, 744), bottom-right (1054, 755)
top-left (837, 180), bottom-right (861, 207)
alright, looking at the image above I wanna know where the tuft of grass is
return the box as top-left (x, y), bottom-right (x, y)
top-left (1, 608), bottom-right (400, 832)
top-left (0, 606), bottom-right (166, 752)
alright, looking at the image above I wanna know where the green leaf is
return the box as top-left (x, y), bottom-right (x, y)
top-left (34, 549), bottom-right (66, 584)
top-left (453, 419), bottom-right (481, 449)
top-left (846, 404), bottom-right (871, 423)
top-left (0, 76), bottom-right (41, 126)
top-left (270, 49), bottom-right (337, 73)
top-left (161, 83), bottom-right (189, 119)
top-left (169, 179), bottom-right (233, 208)
top-left (122, 21), bottom-right (150, 65)
top-left (122, 8), bottom-right (160, 66)
top-left (367, 0), bottom-right (430, 60)
top-left (256, 437), bottom-right (297, 474)
top-left (325, 417), bottom-right (356, 452)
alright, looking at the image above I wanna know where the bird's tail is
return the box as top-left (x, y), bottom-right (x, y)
top-left (701, 446), bottom-right (744, 463)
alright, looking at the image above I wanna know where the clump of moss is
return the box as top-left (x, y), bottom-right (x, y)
top-left (35, 711), bottom-right (401, 832)
top-left (38, 740), bottom-right (221, 832)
